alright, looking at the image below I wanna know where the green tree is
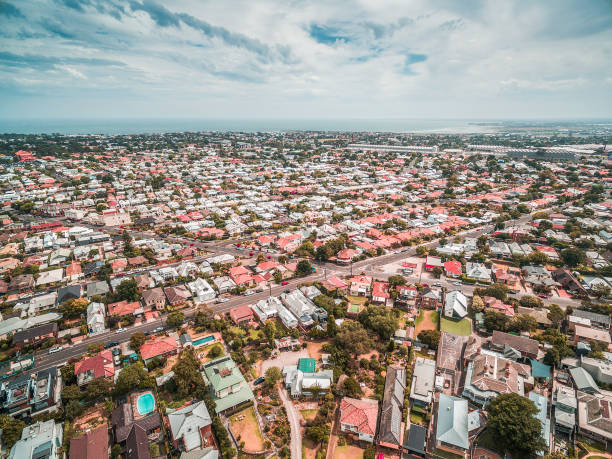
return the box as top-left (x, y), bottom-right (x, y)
top-left (167, 311), bottom-right (185, 329)
top-left (130, 332), bottom-right (147, 351)
top-left (417, 329), bottom-right (441, 349)
top-left (358, 306), bottom-right (399, 340)
top-left (471, 295), bottom-right (485, 312)
top-left (59, 298), bottom-right (89, 319)
top-left (335, 321), bottom-right (373, 357)
top-left (592, 283), bottom-right (611, 299)
top-left (0, 414), bottom-right (25, 447)
top-left (85, 377), bottom-right (112, 401)
top-left (519, 295), bottom-right (543, 309)
top-left (387, 274), bottom-right (406, 288)
top-left (114, 279), bottom-right (141, 302)
top-left (207, 344), bottom-right (223, 359)
top-left (560, 248), bottom-right (586, 267)
top-left (264, 366), bottom-right (282, 388)
top-left (114, 362), bottom-right (155, 396)
top-left (170, 348), bottom-right (208, 399)
top-left (547, 304), bottom-right (565, 327)
top-left (296, 260), bottom-right (313, 276)
top-left (326, 314), bottom-right (338, 337)
top-left (65, 399), bottom-right (85, 420)
top-left (486, 393), bottom-right (546, 456)
top-left (342, 376), bottom-right (363, 398)
top-left (484, 310), bottom-right (510, 332)
top-left (61, 384), bottom-right (82, 402)
top-left (432, 266), bottom-right (443, 279)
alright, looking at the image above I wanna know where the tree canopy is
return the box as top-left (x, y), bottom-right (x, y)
top-left (486, 393), bottom-right (547, 456)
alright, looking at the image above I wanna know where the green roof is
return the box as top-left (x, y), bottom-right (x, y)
top-left (530, 358), bottom-right (551, 379)
top-left (213, 385), bottom-right (254, 413)
top-left (298, 358), bottom-right (316, 373)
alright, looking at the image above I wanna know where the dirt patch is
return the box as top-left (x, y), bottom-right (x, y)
top-left (303, 437), bottom-right (320, 459)
top-left (415, 309), bottom-right (439, 335)
top-left (333, 444), bottom-right (365, 459)
top-left (307, 341), bottom-right (327, 362)
top-left (230, 407), bottom-right (265, 453)
top-left (260, 349), bottom-right (309, 375)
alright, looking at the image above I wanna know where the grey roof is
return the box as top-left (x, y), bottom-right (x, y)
top-left (404, 424), bottom-right (427, 454)
top-left (436, 394), bottom-right (469, 450)
top-left (570, 367), bottom-right (600, 394)
top-left (379, 365), bottom-right (406, 446)
top-left (180, 447), bottom-right (219, 459)
top-left (573, 309), bottom-right (611, 326)
top-left (168, 401), bottom-right (212, 452)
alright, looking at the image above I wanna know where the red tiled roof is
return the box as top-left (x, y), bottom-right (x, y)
top-left (340, 397), bottom-right (378, 435)
top-left (140, 336), bottom-right (178, 361)
top-left (74, 350), bottom-right (114, 379)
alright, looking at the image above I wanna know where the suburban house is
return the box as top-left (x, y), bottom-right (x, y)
top-left (8, 420), bottom-right (63, 459)
top-left (74, 350), bottom-right (115, 386)
top-left (2, 367), bottom-right (61, 418)
top-left (378, 365), bottom-right (406, 450)
top-left (282, 363), bottom-right (334, 398)
top-left (69, 424), bottom-right (109, 459)
top-left (371, 281), bottom-right (391, 306)
top-left (490, 330), bottom-right (539, 359)
top-left (348, 275), bottom-right (372, 297)
top-left (435, 394), bottom-right (469, 453)
top-left (111, 402), bottom-right (162, 455)
top-left (202, 356), bottom-right (254, 414)
top-left (228, 305), bottom-right (254, 325)
top-left (443, 260), bottom-right (462, 278)
top-left (167, 401), bottom-right (215, 452)
top-left (108, 300), bottom-right (142, 317)
top-left (140, 336), bottom-right (179, 365)
top-left (443, 290), bottom-right (468, 319)
top-left (410, 357), bottom-right (436, 406)
top-left (164, 285), bottom-right (192, 306)
top-left (141, 287), bottom-right (166, 310)
top-left (12, 323), bottom-right (58, 350)
top-left (462, 353), bottom-right (533, 405)
top-left (420, 287), bottom-right (442, 309)
top-left (86, 302), bottom-right (106, 334)
top-left (339, 397), bottom-right (379, 443)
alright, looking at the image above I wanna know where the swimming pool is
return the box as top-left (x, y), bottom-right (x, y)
top-left (136, 392), bottom-right (155, 416)
top-left (193, 335), bottom-right (215, 346)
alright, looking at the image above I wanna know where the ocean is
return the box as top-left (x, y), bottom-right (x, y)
top-left (0, 118), bottom-right (503, 135)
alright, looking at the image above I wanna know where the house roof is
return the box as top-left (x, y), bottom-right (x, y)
top-left (168, 401), bottom-right (212, 451)
top-left (69, 424), bottom-right (109, 459)
top-left (140, 336), bottom-right (178, 361)
top-left (491, 330), bottom-right (539, 356)
top-left (340, 397), bottom-right (378, 436)
top-left (74, 350), bottom-right (114, 379)
top-left (436, 394), bottom-right (468, 450)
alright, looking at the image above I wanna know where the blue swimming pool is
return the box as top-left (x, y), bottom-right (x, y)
top-left (137, 392), bottom-right (155, 416)
top-left (193, 335), bottom-right (215, 346)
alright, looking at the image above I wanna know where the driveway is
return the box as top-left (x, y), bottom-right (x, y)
top-left (279, 386), bottom-right (301, 459)
top-left (260, 349), bottom-right (309, 375)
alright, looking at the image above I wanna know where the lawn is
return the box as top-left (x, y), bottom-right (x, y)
top-left (230, 407), bottom-right (265, 453)
top-left (577, 435), bottom-right (606, 453)
top-left (415, 309), bottom-right (439, 335)
top-left (333, 445), bottom-right (365, 459)
top-left (300, 409), bottom-right (317, 422)
top-left (440, 316), bottom-right (472, 336)
top-left (347, 304), bottom-right (361, 314)
top-left (409, 411), bottom-right (425, 425)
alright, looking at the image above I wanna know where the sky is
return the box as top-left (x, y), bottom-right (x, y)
top-left (0, 0), bottom-right (611, 120)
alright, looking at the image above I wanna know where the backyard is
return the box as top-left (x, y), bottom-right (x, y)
top-left (333, 444), bottom-right (366, 459)
top-left (440, 316), bottom-right (472, 336)
top-left (415, 309), bottom-right (439, 335)
top-left (230, 406), bottom-right (265, 453)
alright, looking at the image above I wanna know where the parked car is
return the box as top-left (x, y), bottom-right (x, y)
top-left (115, 328), bottom-right (126, 334)
top-left (281, 281), bottom-right (289, 285)
top-left (104, 341), bottom-right (119, 349)
top-left (48, 346), bottom-right (63, 354)
top-left (244, 290), bottom-right (255, 296)
top-left (253, 376), bottom-right (265, 385)
top-left (153, 326), bottom-right (164, 333)
top-left (255, 288), bottom-right (264, 293)
top-left (453, 281), bottom-right (462, 286)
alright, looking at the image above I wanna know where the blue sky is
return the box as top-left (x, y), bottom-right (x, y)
top-left (0, 0), bottom-right (611, 119)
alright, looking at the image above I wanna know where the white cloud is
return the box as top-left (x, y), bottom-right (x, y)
top-left (0, 0), bottom-right (611, 119)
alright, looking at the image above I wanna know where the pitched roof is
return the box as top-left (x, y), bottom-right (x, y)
top-left (69, 425), bottom-right (109, 459)
top-left (74, 350), bottom-right (114, 379)
top-left (340, 397), bottom-right (378, 435)
top-left (168, 401), bottom-right (212, 451)
top-left (140, 336), bottom-right (178, 361)
top-left (436, 394), bottom-right (469, 450)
